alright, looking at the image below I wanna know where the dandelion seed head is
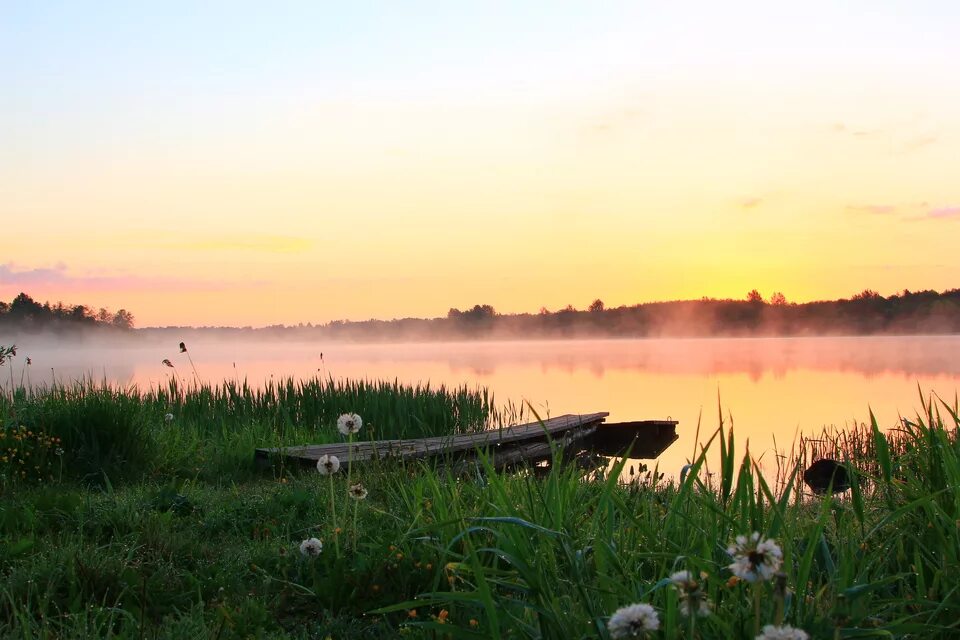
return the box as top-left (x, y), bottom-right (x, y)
top-left (755, 624), bottom-right (809, 640)
top-left (728, 532), bottom-right (782, 582)
top-left (348, 482), bottom-right (368, 500)
top-left (317, 454), bottom-right (340, 475)
top-left (299, 537), bottom-right (323, 557)
top-left (607, 603), bottom-right (660, 638)
top-left (669, 570), bottom-right (696, 589)
top-left (337, 413), bottom-right (363, 435)
top-left (679, 598), bottom-right (712, 618)
top-left (164, 413), bottom-right (174, 423)
top-left (670, 569), bottom-right (711, 618)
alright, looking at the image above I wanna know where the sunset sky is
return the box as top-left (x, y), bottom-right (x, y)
top-left (2, 1), bottom-right (958, 327)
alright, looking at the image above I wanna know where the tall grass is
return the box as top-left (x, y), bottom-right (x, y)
top-left (1, 376), bottom-right (497, 487)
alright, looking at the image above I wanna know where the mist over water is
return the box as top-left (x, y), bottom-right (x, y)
top-left (3, 334), bottom-right (959, 475)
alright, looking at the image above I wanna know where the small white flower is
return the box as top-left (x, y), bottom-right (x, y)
top-left (164, 413), bottom-right (174, 423)
top-left (317, 454), bottom-right (340, 475)
top-left (669, 570), bottom-right (696, 588)
top-left (679, 598), bottom-right (712, 618)
top-left (348, 483), bottom-right (368, 500)
top-left (728, 532), bottom-right (783, 583)
top-left (337, 413), bottom-right (362, 436)
top-left (607, 603), bottom-right (660, 638)
top-left (299, 537), bottom-right (323, 558)
top-left (670, 570), bottom-right (711, 617)
top-left (756, 624), bottom-right (809, 640)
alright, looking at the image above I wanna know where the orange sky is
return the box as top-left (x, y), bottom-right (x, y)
top-left (2, 3), bottom-right (958, 326)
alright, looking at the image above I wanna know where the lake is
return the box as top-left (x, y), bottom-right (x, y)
top-left (5, 335), bottom-right (960, 476)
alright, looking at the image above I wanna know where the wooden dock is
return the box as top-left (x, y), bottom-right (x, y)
top-left (255, 413), bottom-right (678, 472)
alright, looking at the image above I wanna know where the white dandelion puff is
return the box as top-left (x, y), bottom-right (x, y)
top-left (755, 624), bottom-right (809, 640)
top-left (607, 603), bottom-right (660, 638)
top-left (670, 570), bottom-right (712, 617)
top-left (164, 413), bottom-right (174, 423)
top-left (728, 532), bottom-right (783, 583)
top-left (317, 454), bottom-right (340, 475)
top-left (337, 413), bottom-right (362, 436)
top-left (348, 483), bottom-right (368, 500)
top-left (669, 570), bottom-right (696, 589)
top-left (679, 598), bottom-right (712, 618)
top-left (299, 537), bottom-right (323, 558)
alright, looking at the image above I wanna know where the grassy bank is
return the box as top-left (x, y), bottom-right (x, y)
top-left (1, 380), bottom-right (959, 638)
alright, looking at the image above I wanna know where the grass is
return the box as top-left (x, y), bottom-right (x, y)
top-left (2, 372), bottom-right (960, 638)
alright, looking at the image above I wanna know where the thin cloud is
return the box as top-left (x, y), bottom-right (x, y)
top-left (900, 135), bottom-right (938, 153)
top-left (0, 263), bottom-right (265, 292)
top-left (584, 105), bottom-right (646, 137)
top-left (847, 204), bottom-right (898, 215)
top-left (831, 122), bottom-right (882, 138)
top-left (153, 234), bottom-right (313, 254)
top-left (926, 206), bottom-right (960, 220)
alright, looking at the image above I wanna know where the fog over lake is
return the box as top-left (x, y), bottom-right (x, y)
top-left (4, 335), bottom-right (959, 474)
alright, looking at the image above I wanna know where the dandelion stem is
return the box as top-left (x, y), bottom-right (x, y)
top-left (346, 431), bottom-right (355, 549)
top-left (329, 472), bottom-right (339, 556)
top-left (754, 585), bottom-right (762, 638)
top-left (352, 492), bottom-right (359, 551)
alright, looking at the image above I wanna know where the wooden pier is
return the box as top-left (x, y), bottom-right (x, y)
top-left (255, 413), bottom-right (678, 472)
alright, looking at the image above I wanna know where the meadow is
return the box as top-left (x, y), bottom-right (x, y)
top-left (1, 350), bottom-right (959, 638)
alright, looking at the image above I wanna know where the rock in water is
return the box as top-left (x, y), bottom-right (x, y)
top-left (803, 458), bottom-right (850, 494)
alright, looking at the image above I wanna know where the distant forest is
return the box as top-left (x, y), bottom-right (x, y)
top-left (0, 293), bottom-right (134, 331)
top-left (152, 287), bottom-right (960, 341)
top-left (5, 288), bottom-right (960, 340)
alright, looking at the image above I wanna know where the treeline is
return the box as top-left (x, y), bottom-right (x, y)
top-left (145, 287), bottom-right (960, 341)
top-left (0, 293), bottom-right (134, 331)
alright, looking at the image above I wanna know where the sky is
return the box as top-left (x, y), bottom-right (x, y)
top-left (2, 1), bottom-right (959, 327)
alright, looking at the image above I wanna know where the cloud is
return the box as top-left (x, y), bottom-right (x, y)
top-left (926, 206), bottom-right (960, 220)
top-left (847, 204), bottom-right (898, 215)
top-left (900, 135), bottom-right (938, 153)
top-left (583, 105), bottom-right (646, 137)
top-left (157, 235), bottom-right (313, 253)
top-left (831, 122), bottom-right (882, 138)
top-left (0, 263), bottom-right (265, 292)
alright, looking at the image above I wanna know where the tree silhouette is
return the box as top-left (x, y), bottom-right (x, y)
top-left (588, 299), bottom-right (605, 313)
top-left (112, 309), bottom-right (135, 329)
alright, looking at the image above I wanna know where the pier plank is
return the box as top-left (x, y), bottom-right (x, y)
top-left (256, 412), bottom-right (678, 470)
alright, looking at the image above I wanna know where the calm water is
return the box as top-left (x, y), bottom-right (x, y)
top-left (6, 336), bottom-right (960, 475)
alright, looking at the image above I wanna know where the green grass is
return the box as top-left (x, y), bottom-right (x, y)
top-left (2, 378), bottom-right (960, 638)
top-left (1, 377), bottom-right (497, 486)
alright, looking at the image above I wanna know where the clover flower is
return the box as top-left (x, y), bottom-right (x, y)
top-left (348, 482), bottom-right (368, 500)
top-left (162, 359), bottom-right (174, 368)
top-left (337, 413), bottom-right (362, 436)
top-left (317, 454), bottom-right (340, 475)
top-left (728, 532), bottom-right (783, 583)
top-left (607, 603), bottom-right (660, 638)
top-left (299, 537), bottom-right (323, 558)
top-left (670, 570), bottom-right (712, 617)
top-left (756, 624), bottom-right (809, 640)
